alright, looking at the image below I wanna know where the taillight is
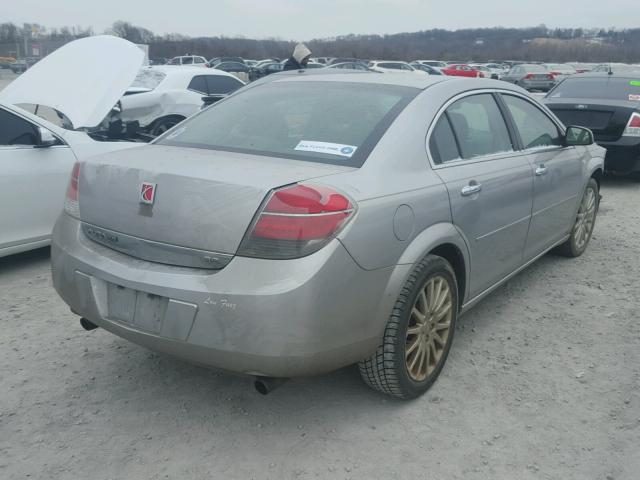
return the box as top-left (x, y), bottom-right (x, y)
top-left (523, 73), bottom-right (534, 80)
top-left (623, 112), bottom-right (640, 137)
top-left (547, 74), bottom-right (555, 80)
top-left (237, 183), bottom-right (355, 259)
top-left (64, 162), bottom-right (80, 218)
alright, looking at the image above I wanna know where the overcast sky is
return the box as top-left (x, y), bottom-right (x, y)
top-left (4, 0), bottom-right (636, 40)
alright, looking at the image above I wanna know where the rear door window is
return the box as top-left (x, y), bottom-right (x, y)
top-left (445, 94), bottom-right (513, 159)
top-left (502, 94), bottom-right (562, 149)
top-left (429, 115), bottom-right (460, 163)
top-left (188, 75), bottom-right (208, 94)
top-left (182, 57), bottom-right (194, 65)
top-left (205, 75), bottom-right (243, 94)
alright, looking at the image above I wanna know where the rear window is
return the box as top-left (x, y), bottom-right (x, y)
top-left (156, 81), bottom-right (418, 167)
top-left (131, 69), bottom-right (166, 89)
top-left (548, 77), bottom-right (640, 101)
top-left (523, 65), bottom-right (547, 73)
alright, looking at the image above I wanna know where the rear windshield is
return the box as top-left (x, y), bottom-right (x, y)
top-left (548, 77), bottom-right (640, 101)
top-left (131, 69), bottom-right (166, 90)
top-left (523, 65), bottom-right (547, 73)
top-left (156, 81), bottom-right (418, 167)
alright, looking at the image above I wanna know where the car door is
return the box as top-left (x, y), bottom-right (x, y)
top-left (0, 107), bottom-right (77, 252)
top-left (430, 93), bottom-right (534, 298)
top-left (499, 93), bottom-right (583, 260)
top-left (503, 67), bottom-right (519, 83)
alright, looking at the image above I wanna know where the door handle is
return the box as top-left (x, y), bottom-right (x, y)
top-left (461, 182), bottom-right (482, 196)
top-left (535, 165), bottom-right (548, 176)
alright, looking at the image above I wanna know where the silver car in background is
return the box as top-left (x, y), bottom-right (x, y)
top-left (501, 63), bottom-right (557, 91)
top-left (52, 72), bottom-right (604, 399)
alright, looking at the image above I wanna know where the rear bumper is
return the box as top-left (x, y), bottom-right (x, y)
top-left (521, 80), bottom-right (555, 91)
top-left (597, 136), bottom-right (640, 174)
top-left (51, 214), bottom-right (397, 377)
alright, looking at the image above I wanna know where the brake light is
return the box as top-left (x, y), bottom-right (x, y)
top-left (64, 162), bottom-right (80, 218)
top-left (547, 74), bottom-right (555, 80)
top-left (623, 112), bottom-right (640, 136)
top-left (524, 74), bottom-right (534, 80)
top-left (238, 183), bottom-right (355, 259)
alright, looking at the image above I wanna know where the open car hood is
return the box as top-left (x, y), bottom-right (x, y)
top-left (0, 35), bottom-right (144, 129)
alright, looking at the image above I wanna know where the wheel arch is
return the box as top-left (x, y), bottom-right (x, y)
top-left (370, 223), bottom-right (470, 345)
top-left (590, 167), bottom-right (603, 189)
top-left (149, 114), bottom-right (187, 135)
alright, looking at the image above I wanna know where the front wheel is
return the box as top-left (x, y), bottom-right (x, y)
top-left (359, 255), bottom-right (458, 399)
top-left (556, 178), bottom-right (599, 257)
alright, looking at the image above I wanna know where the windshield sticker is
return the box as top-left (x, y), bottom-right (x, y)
top-left (629, 80), bottom-right (640, 87)
top-left (629, 94), bottom-right (640, 102)
top-left (294, 141), bottom-right (358, 158)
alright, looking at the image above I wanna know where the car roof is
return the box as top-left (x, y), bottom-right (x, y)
top-left (258, 70), bottom-right (515, 90)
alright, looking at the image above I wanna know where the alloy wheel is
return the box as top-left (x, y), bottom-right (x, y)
top-left (573, 186), bottom-right (597, 250)
top-left (405, 275), bottom-right (453, 382)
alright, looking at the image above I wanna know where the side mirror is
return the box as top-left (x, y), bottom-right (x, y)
top-left (565, 125), bottom-right (594, 146)
top-left (36, 126), bottom-right (58, 148)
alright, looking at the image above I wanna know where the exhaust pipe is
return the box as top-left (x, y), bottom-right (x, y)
top-left (80, 318), bottom-right (99, 331)
top-left (254, 376), bottom-right (288, 395)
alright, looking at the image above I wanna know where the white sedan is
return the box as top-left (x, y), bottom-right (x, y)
top-left (120, 66), bottom-right (245, 136)
top-left (367, 61), bottom-right (427, 74)
top-left (0, 35), bottom-right (144, 258)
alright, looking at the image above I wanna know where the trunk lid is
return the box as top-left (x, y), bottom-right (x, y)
top-left (79, 146), bottom-right (355, 266)
top-left (545, 97), bottom-right (639, 141)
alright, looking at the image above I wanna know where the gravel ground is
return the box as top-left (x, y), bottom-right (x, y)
top-left (1, 176), bottom-right (639, 480)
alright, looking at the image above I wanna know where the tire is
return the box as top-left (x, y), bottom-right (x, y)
top-left (150, 116), bottom-right (184, 137)
top-left (359, 255), bottom-right (459, 399)
top-left (556, 178), bottom-right (599, 257)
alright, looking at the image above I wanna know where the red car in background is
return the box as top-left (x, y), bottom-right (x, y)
top-left (441, 64), bottom-right (485, 78)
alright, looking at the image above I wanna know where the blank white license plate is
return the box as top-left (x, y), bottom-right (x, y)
top-left (107, 283), bottom-right (168, 334)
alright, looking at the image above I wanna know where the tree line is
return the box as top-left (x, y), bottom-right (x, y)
top-left (2, 21), bottom-right (640, 63)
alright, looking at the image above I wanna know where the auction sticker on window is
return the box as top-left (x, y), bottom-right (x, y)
top-left (294, 140), bottom-right (358, 158)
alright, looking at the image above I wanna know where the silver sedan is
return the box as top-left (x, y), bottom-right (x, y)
top-left (52, 72), bottom-right (604, 399)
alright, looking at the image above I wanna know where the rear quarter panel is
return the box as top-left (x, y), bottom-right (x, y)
top-left (333, 79), bottom-right (518, 273)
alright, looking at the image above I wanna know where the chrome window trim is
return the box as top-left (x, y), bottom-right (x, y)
top-left (425, 88), bottom-right (567, 170)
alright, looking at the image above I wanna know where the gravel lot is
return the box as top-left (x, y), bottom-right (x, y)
top-left (1, 177), bottom-right (638, 480)
top-left (1, 68), bottom-right (639, 479)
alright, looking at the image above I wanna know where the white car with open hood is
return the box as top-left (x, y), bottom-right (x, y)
top-left (0, 35), bottom-right (145, 258)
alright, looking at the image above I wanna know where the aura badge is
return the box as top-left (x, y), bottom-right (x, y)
top-left (140, 182), bottom-right (157, 205)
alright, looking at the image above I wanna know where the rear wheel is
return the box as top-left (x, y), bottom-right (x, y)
top-left (150, 116), bottom-right (185, 137)
top-left (359, 255), bottom-right (458, 399)
top-left (556, 178), bottom-right (599, 257)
